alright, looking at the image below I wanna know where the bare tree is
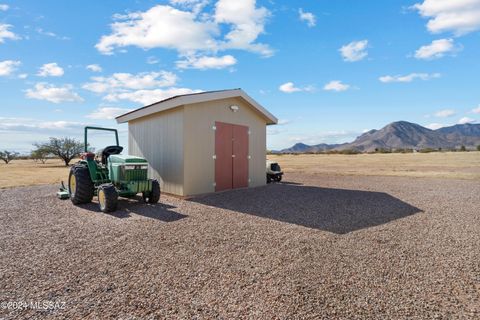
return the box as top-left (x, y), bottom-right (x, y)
top-left (34, 137), bottom-right (84, 166)
top-left (0, 150), bottom-right (19, 164)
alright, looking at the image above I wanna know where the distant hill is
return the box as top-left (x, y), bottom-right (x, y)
top-left (277, 121), bottom-right (480, 153)
top-left (278, 142), bottom-right (343, 154)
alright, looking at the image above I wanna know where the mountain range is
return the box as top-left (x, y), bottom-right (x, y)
top-left (277, 121), bottom-right (480, 153)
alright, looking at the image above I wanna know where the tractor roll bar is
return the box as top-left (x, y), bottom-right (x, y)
top-left (84, 126), bottom-right (119, 152)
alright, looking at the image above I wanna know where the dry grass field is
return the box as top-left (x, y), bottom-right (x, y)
top-left (0, 152), bottom-right (479, 189)
top-left (0, 159), bottom-right (72, 189)
top-left (269, 152), bottom-right (480, 180)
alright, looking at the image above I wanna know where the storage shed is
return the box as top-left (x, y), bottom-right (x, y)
top-left (116, 89), bottom-right (277, 196)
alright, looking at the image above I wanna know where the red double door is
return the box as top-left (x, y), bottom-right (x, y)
top-left (215, 122), bottom-right (249, 192)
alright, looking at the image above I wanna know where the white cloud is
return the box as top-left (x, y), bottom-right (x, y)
top-left (0, 117), bottom-right (126, 153)
top-left (38, 121), bottom-right (82, 130)
top-left (434, 109), bottom-right (456, 117)
top-left (0, 4), bottom-right (9, 11)
top-left (458, 116), bottom-right (476, 124)
top-left (18, 73), bottom-right (28, 79)
top-left (323, 80), bottom-right (350, 92)
top-left (414, 38), bottom-right (460, 59)
top-left (86, 64), bottom-right (102, 72)
top-left (412, 0), bottom-right (480, 35)
top-left (279, 82), bottom-right (314, 93)
top-left (87, 107), bottom-right (133, 120)
top-left (176, 54), bottom-right (237, 69)
top-left (35, 28), bottom-right (69, 40)
top-left (169, 0), bottom-right (209, 14)
top-left (37, 63), bottom-right (64, 77)
top-left (36, 28), bottom-right (57, 37)
top-left (214, 0), bottom-right (272, 56)
top-left (425, 123), bottom-right (446, 130)
top-left (83, 70), bottom-right (199, 105)
top-left (279, 82), bottom-right (300, 93)
top-left (104, 87), bottom-right (201, 105)
top-left (299, 8), bottom-right (316, 27)
top-left (277, 119), bottom-right (290, 125)
top-left (0, 117), bottom-right (84, 132)
top-left (0, 60), bottom-right (21, 76)
top-left (96, 2), bottom-right (272, 58)
top-left (96, 5), bottom-right (217, 55)
top-left (83, 71), bottom-right (178, 93)
top-left (25, 83), bottom-right (84, 103)
top-left (472, 105), bottom-right (480, 114)
top-left (379, 72), bottom-right (441, 83)
top-left (339, 40), bottom-right (368, 62)
top-left (0, 117), bottom-right (85, 152)
top-left (0, 24), bottom-right (19, 43)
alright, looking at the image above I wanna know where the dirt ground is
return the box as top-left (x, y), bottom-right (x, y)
top-left (1, 152), bottom-right (478, 190)
top-left (1, 173), bottom-right (479, 319)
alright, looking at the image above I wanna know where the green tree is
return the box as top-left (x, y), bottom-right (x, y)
top-left (460, 145), bottom-right (466, 152)
top-left (34, 137), bottom-right (84, 166)
top-left (477, 145), bottom-right (480, 151)
top-left (0, 150), bottom-right (19, 164)
top-left (30, 146), bottom-right (50, 164)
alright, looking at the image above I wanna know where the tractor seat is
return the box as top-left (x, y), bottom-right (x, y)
top-left (99, 145), bottom-right (123, 164)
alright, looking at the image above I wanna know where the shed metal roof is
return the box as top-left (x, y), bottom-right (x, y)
top-left (115, 88), bottom-right (277, 125)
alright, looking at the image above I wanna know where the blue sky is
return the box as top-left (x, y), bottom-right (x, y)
top-left (1, 0), bottom-right (479, 152)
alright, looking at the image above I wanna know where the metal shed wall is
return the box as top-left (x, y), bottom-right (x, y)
top-left (183, 97), bottom-right (267, 196)
top-left (128, 107), bottom-right (184, 195)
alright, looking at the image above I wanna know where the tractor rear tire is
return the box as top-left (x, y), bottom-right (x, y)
top-left (143, 179), bottom-right (160, 204)
top-left (98, 184), bottom-right (118, 213)
top-left (69, 164), bottom-right (94, 205)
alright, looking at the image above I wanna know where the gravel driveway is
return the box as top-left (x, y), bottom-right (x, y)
top-left (1, 174), bottom-right (479, 319)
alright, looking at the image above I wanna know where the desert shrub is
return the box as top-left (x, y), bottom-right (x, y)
top-left (393, 148), bottom-right (414, 153)
top-left (339, 149), bottom-right (360, 155)
top-left (419, 148), bottom-right (436, 153)
top-left (459, 145), bottom-right (466, 152)
top-left (325, 150), bottom-right (339, 154)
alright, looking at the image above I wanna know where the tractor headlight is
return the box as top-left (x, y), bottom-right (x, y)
top-left (125, 165), bottom-right (135, 170)
top-left (140, 165), bottom-right (148, 170)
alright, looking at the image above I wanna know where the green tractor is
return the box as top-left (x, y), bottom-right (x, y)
top-left (67, 126), bottom-right (160, 212)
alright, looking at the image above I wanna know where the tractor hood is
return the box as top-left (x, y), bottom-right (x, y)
top-left (108, 154), bottom-right (148, 164)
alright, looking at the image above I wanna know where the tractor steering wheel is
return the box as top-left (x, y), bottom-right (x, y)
top-left (101, 145), bottom-right (123, 164)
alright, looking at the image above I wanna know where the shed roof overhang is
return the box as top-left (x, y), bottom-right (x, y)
top-left (115, 88), bottom-right (277, 125)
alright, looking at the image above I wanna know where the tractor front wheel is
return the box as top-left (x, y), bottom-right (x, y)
top-left (98, 184), bottom-right (118, 213)
top-left (69, 164), bottom-right (94, 204)
top-left (143, 179), bottom-right (160, 204)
